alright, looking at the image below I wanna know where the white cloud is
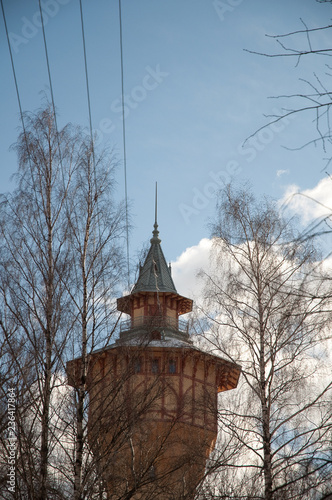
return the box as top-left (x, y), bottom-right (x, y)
top-left (171, 238), bottom-right (213, 300)
top-left (280, 177), bottom-right (332, 224)
top-left (171, 178), bottom-right (332, 303)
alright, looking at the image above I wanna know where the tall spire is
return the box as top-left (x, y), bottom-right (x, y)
top-left (151, 181), bottom-right (160, 243)
top-left (131, 183), bottom-right (177, 294)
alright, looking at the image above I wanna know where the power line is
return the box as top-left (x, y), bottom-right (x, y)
top-left (79, 0), bottom-right (95, 162)
top-left (38, 0), bottom-right (71, 215)
top-left (1, 0), bottom-right (28, 151)
top-left (38, 0), bottom-right (59, 132)
top-left (2, 0), bottom-right (60, 167)
top-left (80, 0), bottom-right (131, 291)
top-left (79, 0), bottom-right (113, 338)
top-left (118, 0), bottom-right (130, 289)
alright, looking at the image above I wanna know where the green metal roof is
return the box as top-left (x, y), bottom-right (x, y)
top-left (132, 222), bottom-right (177, 294)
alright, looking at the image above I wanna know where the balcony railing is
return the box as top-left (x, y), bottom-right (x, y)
top-left (120, 315), bottom-right (189, 335)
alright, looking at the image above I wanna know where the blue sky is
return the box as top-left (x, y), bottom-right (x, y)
top-left (1, 0), bottom-right (331, 280)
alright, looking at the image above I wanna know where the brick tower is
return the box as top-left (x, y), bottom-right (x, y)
top-left (67, 218), bottom-right (241, 499)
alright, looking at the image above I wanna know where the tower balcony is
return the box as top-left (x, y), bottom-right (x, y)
top-left (120, 315), bottom-right (190, 337)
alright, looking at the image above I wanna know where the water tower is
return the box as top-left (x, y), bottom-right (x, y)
top-left (67, 218), bottom-right (241, 499)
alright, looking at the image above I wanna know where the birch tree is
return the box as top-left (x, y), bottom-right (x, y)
top-left (199, 184), bottom-right (332, 499)
top-left (64, 137), bottom-right (125, 499)
top-left (0, 106), bottom-right (79, 498)
top-left (0, 105), bottom-right (126, 498)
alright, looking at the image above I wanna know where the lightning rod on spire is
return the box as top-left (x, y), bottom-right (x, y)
top-left (155, 181), bottom-right (158, 226)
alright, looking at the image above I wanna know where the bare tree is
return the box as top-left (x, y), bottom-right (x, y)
top-left (246, 16), bottom-right (332, 166)
top-left (245, 10), bottom-right (332, 252)
top-left (199, 184), bottom-right (332, 499)
top-left (63, 137), bottom-right (125, 499)
top-left (0, 105), bottom-right (81, 498)
top-left (0, 105), bottom-right (127, 499)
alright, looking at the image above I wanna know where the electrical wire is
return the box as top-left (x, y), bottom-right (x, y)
top-left (79, 0), bottom-right (95, 165)
top-left (79, 0), bottom-right (112, 339)
top-left (1, 0), bottom-right (29, 155)
top-left (38, 0), bottom-right (72, 230)
top-left (38, 0), bottom-right (59, 134)
top-left (118, 0), bottom-right (131, 289)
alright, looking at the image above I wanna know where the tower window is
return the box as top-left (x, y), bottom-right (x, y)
top-left (151, 359), bottom-right (160, 374)
top-left (134, 358), bottom-right (142, 374)
top-left (169, 359), bottom-right (177, 374)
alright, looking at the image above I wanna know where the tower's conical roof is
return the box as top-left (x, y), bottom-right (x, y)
top-left (132, 221), bottom-right (177, 294)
